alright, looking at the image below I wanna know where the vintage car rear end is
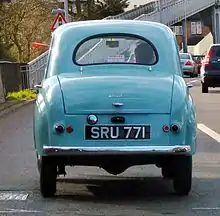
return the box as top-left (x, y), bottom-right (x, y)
top-left (34, 20), bottom-right (197, 197)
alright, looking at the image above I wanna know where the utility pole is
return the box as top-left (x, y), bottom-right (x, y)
top-left (64, 0), bottom-right (69, 22)
top-left (213, 0), bottom-right (220, 43)
top-left (158, 0), bottom-right (162, 23)
top-left (182, 0), bottom-right (188, 53)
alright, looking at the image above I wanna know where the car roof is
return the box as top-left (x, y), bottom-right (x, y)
top-left (53, 19), bottom-right (173, 38)
top-left (209, 44), bottom-right (220, 50)
top-left (47, 19), bottom-right (181, 76)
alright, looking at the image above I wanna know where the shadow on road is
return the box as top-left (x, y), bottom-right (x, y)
top-left (54, 176), bottom-right (191, 202)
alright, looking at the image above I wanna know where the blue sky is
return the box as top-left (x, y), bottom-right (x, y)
top-left (127, 0), bottom-right (153, 10)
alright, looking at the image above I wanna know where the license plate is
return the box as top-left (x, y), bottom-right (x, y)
top-left (85, 125), bottom-right (151, 140)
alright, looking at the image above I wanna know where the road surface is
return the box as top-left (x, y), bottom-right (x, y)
top-left (0, 77), bottom-right (220, 216)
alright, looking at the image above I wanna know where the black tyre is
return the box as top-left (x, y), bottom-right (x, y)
top-left (173, 156), bottom-right (192, 196)
top-left (40, 157), bottom-right (57, 197)
top-left (202, 83), bottom-right (208, 93)
top-left (161, 166), bottom-right (174, 179)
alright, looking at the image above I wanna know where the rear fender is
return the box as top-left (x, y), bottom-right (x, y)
top-left (170, 75), bottom-right (197, 154)
top-left (34, 76), bottom-right (64, 155)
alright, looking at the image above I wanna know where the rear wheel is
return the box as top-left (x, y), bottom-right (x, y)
top-left (40, 157), bottom-right (57, 197)
top-left (173, 156), bottom-right (192, 196)
top-left (202, 83), bottom-right (208, 93)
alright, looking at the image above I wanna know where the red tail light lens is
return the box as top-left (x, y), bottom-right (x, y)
top-left (185, 60), bottom-right (192, 66)
top-left (171, 124), bottom-right (180, 133)
top-left (203, 47), bottom-right (213, 66)
top-left (55, 124), bottom-right (65, 133)
top-left (66, 126), bottom-right (73, 133)
top-left (163, 125), bottom-right (169, 132)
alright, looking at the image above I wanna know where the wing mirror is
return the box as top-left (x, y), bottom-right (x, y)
top-left (34, 84), bottom-right (42, 94)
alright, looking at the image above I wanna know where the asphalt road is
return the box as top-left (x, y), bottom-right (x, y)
top-left (0, 77), bottom-right (220, 216)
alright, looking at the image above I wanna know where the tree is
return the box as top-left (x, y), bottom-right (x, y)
top-left (92, 0), bottom-right (129, 19)
top-left (0, 0), bottom-right (58, 62)
top-left (0, 0), bottom-right (130, 62)
top-left (0, 43), bottom-right (14, 61)
top-left (66, 0), bottom-right (130, 20)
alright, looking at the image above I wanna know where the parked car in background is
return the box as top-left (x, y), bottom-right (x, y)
top-left (179, 53), bottom-right (198, 77)
top-left (34, 20), bottom-right (197, 198)
top-left (200, 44), bottom-right (220, 93)
top-left (192, 55), bottom-right (205, 74)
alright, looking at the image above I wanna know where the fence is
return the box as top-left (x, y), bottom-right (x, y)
top-left (0, 62), bottom-right (29, 99)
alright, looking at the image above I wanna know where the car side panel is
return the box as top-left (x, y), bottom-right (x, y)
top-left (170, 75), bottom-right (197, 155)
top-left (34, 76), bottom-right (65, 156)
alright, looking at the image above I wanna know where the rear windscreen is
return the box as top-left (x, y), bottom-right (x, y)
top-left (73, 34), bottom-right (158, 66)
top-left (210, 46), bottom-right (220, 59)
top-left (179, 53), bottom-right (190, 59)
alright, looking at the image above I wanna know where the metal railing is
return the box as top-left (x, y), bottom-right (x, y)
top-left (139, 0), bottom-right (215, 26)
top-left (25, 51), bottom-right (49, 89)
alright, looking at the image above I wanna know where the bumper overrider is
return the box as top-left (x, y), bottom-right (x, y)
top-left (43, 145), bottom-right (191, 156)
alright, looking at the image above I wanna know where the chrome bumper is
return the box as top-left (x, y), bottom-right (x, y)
top-left (43, 145), bottom-right (191, 156)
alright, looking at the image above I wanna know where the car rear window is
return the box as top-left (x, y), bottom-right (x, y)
top-left (179, 53), bottom-right (190, 59)
top-left (210, 46), bottom-right (220, 59)
top-left (73, 34), bottom-right (158, 66)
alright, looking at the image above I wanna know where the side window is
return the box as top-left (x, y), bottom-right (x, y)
top-left (212, 46), bottom-right (220, 58)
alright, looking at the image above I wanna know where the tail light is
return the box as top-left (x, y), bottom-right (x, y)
top-left (185, 60), bottom-right (192, 66)
top-left (163, 125), bottom-right (170, 132)
top-left (55, 124), bottom-right (65, 133)
top-left (170, 124), bottom-right (180, 133)
top-left (203, 47), bottom-right (213, 66)
top-left (163, 124), bottom-right (181, 133)
top-left (66, 126), bottom-right (73, 133)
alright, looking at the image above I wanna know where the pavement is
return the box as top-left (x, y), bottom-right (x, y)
top-left (0, 77), bottom-right (220, 215)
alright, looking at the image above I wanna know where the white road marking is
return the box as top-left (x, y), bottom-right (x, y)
top-left (192, 207), bottom-right (220, 210)
top-left (197, 124), bottom-right (220, 143)
top-left (0, 208), bottom-right (41, 213)
top-left (0, 192), bottom-right (28, 200)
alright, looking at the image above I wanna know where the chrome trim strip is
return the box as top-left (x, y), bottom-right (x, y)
top-left (43, 145), bottom-right (191, 155)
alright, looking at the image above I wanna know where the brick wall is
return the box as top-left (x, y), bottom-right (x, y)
top-left (175, 20), bottom-right (211, 49)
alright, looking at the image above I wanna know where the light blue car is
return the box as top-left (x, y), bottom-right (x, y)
top-left (34, 20), bottom-right (197, 197)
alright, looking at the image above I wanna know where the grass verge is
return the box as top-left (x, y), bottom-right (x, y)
top-left (0, 89), bottom-right (36, 112)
